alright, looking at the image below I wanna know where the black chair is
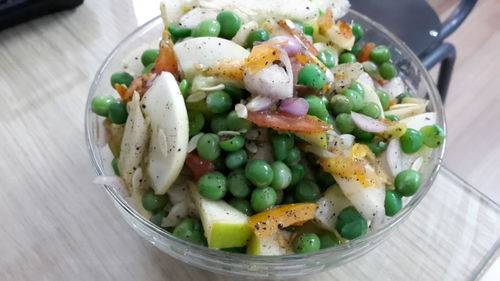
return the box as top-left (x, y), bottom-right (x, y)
top-left (350, 0), bottom-right (478, 102)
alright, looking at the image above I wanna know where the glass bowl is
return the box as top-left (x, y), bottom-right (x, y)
top-left (85, 9), bottom-right (446, 279)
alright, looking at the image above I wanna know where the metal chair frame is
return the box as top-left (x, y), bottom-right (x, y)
top-left (419, 0), bottom-right (478, 102)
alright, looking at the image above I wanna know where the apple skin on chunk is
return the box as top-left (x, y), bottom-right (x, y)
top-left (189, 182), bottom-right (252, 249)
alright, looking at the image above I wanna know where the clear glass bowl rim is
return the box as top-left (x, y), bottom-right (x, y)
top-left (84, 9), bottom-right (446, 263)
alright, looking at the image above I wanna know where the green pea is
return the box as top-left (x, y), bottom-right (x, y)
top-left (216, 11), bottom-right (242, 39)
top-left (284, 147), bottom-right (301, 165)
top-left (281, 133), bottom-right (295, 149)
top-left (198, 171), bottom-right (227, 200)
top-left (361, 141), bottom-right (387, 156)
top-left (294, 179), bottom-right (321, 203)
top-left (400, 128), bottom-right (423, 154)
top-left (352, 128), bottom-right (374, 142)
top-left (305, 95), bottom-right (329, 120)
top-left (316, 170), bottom-right (335, 189)
top-left (245, 160), bottom-right (274, 187)
top-left (396, 92), bottom-right (413, 103)
top-left (395, 170), bottom-right (422, 196)
top-left (210, 114), bottom-right (228, 133)
top-left (141, 49), bottom-right (159, 67)
top-left (246, 29), bottom-right (269, 47)
top-left (335, 206), bottom-right (368, 239)
top-left (384, 190), bottom-right (402, 216)
top-left (330, 95), bottom-right (353, 115)
top-left (197, 133), bottom-right (221, 161)
top-left (226, 110), bottom-right (253, 131)
top-left (293, 233), bottom-right (321, 254)
top-left (298, 64), bottom-right (327, 90)
top-left (351, 23), bottom-right (363, 42)
top-left (168, 23), bottom-right (192, 40)
top-left (349, 82), bottom-right (365, 98)
top-left (319, 232), bottom-right (340, 249)
top-left (317, 50), bottom-right (336, 68)
top-left (227, 169), bottom-right (251, 198)
top-left (289, 165), bottom-right (306, 186)
top-left (303, 24), bottom-right (314, 36)
top-left (270, 161), bottom-right (292, 190)
top-left (192, 19), bottom-right (221, 37)
top-left (108, 102), bottom-right (128, 124)
top-left (221, 246), bottom-right (246, 253)
top-left (342, 89), bottom-right (364, 112)
top-left (376, 89), bottom-right (390, 110)
top-left (369, 45), bottom-right (391, 64)
top-left (150, 210), bottom-right (168, 226)
top-left (339, 52), bottom-right (357, 64)
top-left (173, 218), bottom-right (207, 246)
top-left (188, 111), bottom-right (205, 137)
top-left (142, 63), bottom-right (155, 74)
top-left (385, 115), bottom-right (400, 121)
top-left (336, 113), bottom-right (355, 133)
top-left (351, 42), bottom-right (362, 56)
top-left (142, 191), bottom-right (169, 212)
top-left (220, 135), bottom-right (245, 152)
top-left (270, 134), bottom-right (289, 161)
top-left (224, 84), bottom-right (245, 99)
top-left (206, 90), bottom-right (232, 114)
top-left (225, 149), bottom-right (248, 170)
top-left (229, 198), bottom-right (252, 216)
top-left (360, 102), bottom-right (381, 119)
top-left (251, 187), bottom-right (277, 212)
top-left (179, 79), bottom-right (190, 98)
top-left (111, 157), bottom-right (120, 176)
top-left (91, 95), bottom-right (116, 117)
top-left (110, 72), bottom-right (134, 87)
top-left (420, 125), bottom-right (445, 148)
top-left (379, 62), bottom-right (397, 80)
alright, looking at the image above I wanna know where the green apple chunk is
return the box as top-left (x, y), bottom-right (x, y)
top-left (246, 231), bottom-right (293, 256)
top-left (314, 184), bottom-right (352, 232)
top-left (189, 182), bottom-right (252, 248)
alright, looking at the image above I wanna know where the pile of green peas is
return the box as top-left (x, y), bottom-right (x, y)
top-left (340, 23), bottom-right (398, 80)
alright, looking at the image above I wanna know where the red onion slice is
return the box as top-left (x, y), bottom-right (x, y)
top-left (278, 97), bottom-right (309, 116)
top-left (351, 112), bottom-right (388, 133)
top-left (267, 36), bottom-right (302, 56)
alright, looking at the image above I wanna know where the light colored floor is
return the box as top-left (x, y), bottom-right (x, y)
top-left (428, 0), bottom-right (500, 203)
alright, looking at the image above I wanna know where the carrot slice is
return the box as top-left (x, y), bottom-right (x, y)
top-left (357, 42), bottom-right (376, 62)
top-left (246, 111), bottom-right (333, 133)
top-left (248, 203), bottom-right (318, 238)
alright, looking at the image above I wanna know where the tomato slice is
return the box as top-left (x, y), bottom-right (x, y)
top-left (246, 111), bottom-right (332, 133)
top-left (247, 203), bottom-right (318, 238)
top-left (185, 152), bottom-right (216, 180)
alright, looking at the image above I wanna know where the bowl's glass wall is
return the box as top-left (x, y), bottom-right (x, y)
top-left (85, 10), bottom-right (445, 279)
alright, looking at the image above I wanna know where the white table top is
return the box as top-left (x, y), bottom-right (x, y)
top-left (0, 1), bottom-right (498, 280)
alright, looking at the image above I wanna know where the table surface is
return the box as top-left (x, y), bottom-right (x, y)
top-left (1, 1), bottom-right (499, 280)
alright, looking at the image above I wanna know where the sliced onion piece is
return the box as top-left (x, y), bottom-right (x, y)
top-left (267, 36), bottom-right (302, 56)
top-left (351, 112), bottom-right (388, 133)
top-left (246, 95), bottom-right (277, 112)
top-left (278, 98), bottom-right (309, 116)
top-left (187, 133), bottom-right (204, 153)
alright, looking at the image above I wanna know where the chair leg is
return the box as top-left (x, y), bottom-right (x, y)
top-left (420, 43), bottom-right (456, 103)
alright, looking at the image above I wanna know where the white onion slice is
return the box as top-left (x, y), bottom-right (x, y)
top-left (385, 139), bottom-right (402, 177)
top-left (351, 112), bottom-right (388, 133)
top-left (187, 133), bottom-right (204, 153)
top-left (246, 95), bottom-right (277, 111)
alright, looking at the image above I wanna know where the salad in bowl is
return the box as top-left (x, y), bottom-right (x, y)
top-left (88, 0), bottom-right (445, 266)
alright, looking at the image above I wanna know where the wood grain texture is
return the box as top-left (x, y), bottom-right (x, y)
top-left (0, 0), bottom-right (498, 280)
